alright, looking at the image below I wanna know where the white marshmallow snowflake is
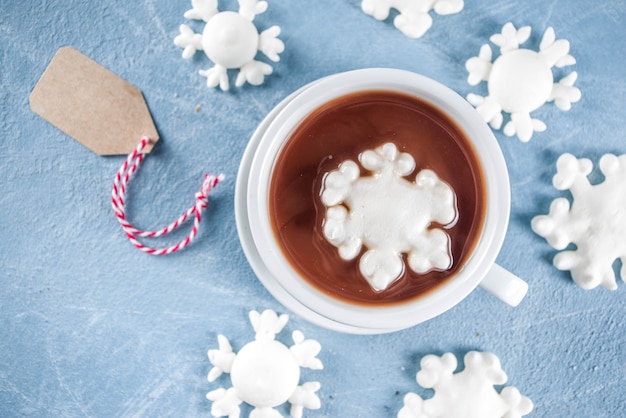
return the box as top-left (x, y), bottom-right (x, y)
top-left (466, 22), bottom-right (581, 142)
top-left (174, 0), bottom-right (284, 90)
top-left (398, 351), bottom-right (534, 418)
top-left (361, 0), bottom-right (464, 38)
top-left (531, 153), bottom-right (626, 290)
top-left (206, 309), bottom-right (323, 418)
top-left (320, 143), bottom-right (457, 292)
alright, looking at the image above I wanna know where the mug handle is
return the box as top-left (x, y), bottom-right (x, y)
top-left (479, 263), bottom-right (528, 307)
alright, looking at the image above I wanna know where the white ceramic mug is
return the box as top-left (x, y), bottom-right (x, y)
top-left (235, 68), bottom-right (528, 334)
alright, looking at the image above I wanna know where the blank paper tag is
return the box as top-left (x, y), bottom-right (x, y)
top-left (29, 46), bottom-right (159, 156)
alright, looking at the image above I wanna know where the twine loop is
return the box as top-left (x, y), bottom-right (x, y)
top-left (111, 137), bottom-right (223, 255)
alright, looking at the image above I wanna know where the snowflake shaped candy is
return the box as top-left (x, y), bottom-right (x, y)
top-left (466, 22), bottom-right (581, 142)
top-left (320, 143), bottom-right (457, 292)
top-left (174, 0), bottom-right (284, 90)
top-left (532, 153), bottom-right (626, 290)
top-left (207, 309), bottom-right (323, 418)
top-left (398, 351), bottom-right (533, 418)
top-left (361, 0), bottom-right (464, 38)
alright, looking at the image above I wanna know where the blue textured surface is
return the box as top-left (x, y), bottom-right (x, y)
top-left (1, 1), bottom-right (624, 416)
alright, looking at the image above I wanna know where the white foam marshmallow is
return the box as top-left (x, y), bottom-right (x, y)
top-left (320, 142), bottom-right (457, 292)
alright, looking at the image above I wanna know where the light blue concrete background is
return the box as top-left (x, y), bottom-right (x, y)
top-left (1, 1), bottom-right (624, 416)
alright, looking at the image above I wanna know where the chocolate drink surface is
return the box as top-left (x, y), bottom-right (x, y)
top-left (269, 90), bottom-right (487, 305)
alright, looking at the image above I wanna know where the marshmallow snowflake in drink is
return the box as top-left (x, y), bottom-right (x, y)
top-left (320, 142), bottom-right (457, 292)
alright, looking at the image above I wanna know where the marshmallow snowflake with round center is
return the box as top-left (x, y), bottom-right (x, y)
top-left (320, 142), bottom-right (457, 292)
top-left (174, 0), bottom-right (284, 90)
top-left (206, 309), bottom-right (323, 418)
top-left (531, 153), bottom-right (626, 290)
top-left (465, 22), bottom-right (581, 142)
top-left (398, 351), bottom-right (533, 418)
top-left (361, 0), bottom-right (464, 38)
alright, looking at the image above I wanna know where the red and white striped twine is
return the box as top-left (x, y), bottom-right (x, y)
top-left (111, 137), bottom-right (223, 255)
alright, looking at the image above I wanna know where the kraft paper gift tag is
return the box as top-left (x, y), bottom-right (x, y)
top-left (30, 46), bottom-right (159, 156)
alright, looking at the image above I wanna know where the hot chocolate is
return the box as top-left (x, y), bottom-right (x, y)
top-left (268, 90), bottom-right (486, 305)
